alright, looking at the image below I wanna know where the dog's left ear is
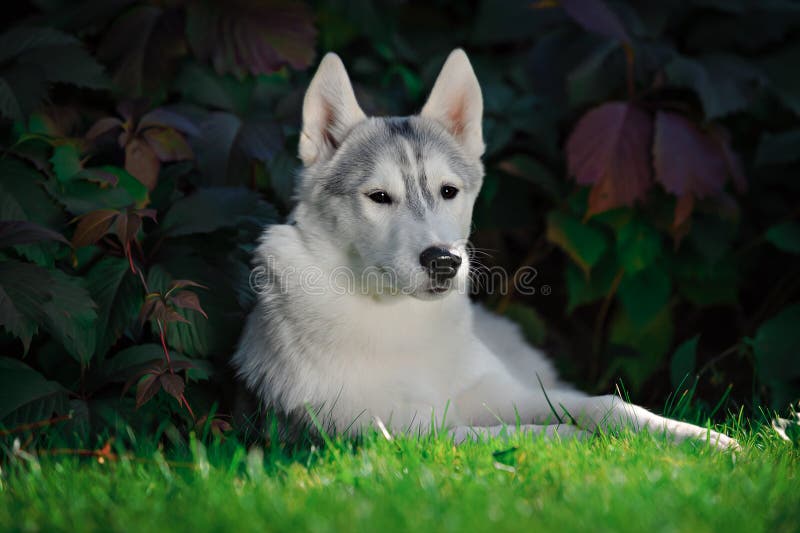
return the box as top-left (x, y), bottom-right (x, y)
top-left (420, 49), bottom-right (484, 159)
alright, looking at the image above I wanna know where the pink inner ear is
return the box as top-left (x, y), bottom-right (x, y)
top-left (447, 94), bottom-right (466, 137)
top-left (321, 104), bottom-right (339, 149)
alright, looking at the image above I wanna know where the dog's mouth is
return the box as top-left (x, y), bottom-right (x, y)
top-left (427, 286), bottom-right (450, 295)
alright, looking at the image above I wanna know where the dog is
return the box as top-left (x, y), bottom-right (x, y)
top-left (232, 49), bottom-right (738, 450)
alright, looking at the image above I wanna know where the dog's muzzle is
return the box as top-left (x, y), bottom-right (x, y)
top-left (419, 246), bottom-right (462, 282)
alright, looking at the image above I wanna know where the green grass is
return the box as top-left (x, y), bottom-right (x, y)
top-left (1, 416), bottom-right (799, 533)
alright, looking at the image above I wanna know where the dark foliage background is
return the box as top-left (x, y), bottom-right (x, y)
top-left (1, 0), bottom-right (799, 444)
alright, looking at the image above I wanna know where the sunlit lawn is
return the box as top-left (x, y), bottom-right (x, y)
top-left (1, 415), bottom-right (798, 533)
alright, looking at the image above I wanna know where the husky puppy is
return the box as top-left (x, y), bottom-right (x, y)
top-left (233, 49), bottom-right (738, 449)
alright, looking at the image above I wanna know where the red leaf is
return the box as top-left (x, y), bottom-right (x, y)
top-left (112, 211), bottom-right (143, 248)
top-left (86, 117), bottom-right (123, 140)
top-left (72, 209), bottom-right (119, 247)
top-left (186, 1), bottom-right (317, 77)
top-left (170, 290), bottom-right (208, 319)
top-left (653, 112), bottom-right (730, 199)
top-left (566, 102), bottom-right (653, 217)
top-left (159, 373), bottom-right (185, 402)
top-left (135, 373), bottom-right (162, 408)
top-left (561, 0), bottom-right (630, 42)
top-left (142, 128), bottom-right (194, 162)
top-left (138, 294), bottom-right (162, 325)
top-left (125, 137), bottom-right (160, 190)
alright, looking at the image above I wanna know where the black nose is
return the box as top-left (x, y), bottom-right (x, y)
top-left (419, 246), bottom-right (462, 280)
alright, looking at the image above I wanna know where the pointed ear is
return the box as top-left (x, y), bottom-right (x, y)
top-left (299, 53), bottom-right (367, 166)
top-left (420, 49), bottom-right (484, 159)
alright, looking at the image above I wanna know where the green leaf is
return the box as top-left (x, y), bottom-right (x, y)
top-left (752, 303), bottom-right (800, 408)
top-left (617, 266), bottom-right (672, 327)
top-left (0, 76), bottom-right (23, 121)
top-left (567, 40), bottom-right (622, 109)
top-left (546, 211), bottom-right (608, 273)
top-left (87, 344), bottom-right (212, 392)
top-left (192, 111), bottom-right (283, 185)
top-left (50, 144), bottom-right (82, 182)
top-left (162, 187), bottom-right (278, 237)
top-left (611, 306), bottom-right (673, 362)
top-left (761, 42), bottom-right (800, 116)
top-left (616, 218), bottom-right (662, 274)
top-left (496, 154), bottom-right (564, 202)
top-left (86, 257), bottom-right (143, 360)
top-left (40, 269), bottom-right (97, 364)
top-left (0, 159), bottom-right (65, 266)
top-left (565, 252), bottom-right (619, 312)
top-left (16, 45), bottom-right (109, 90)
top-left (0, 357), bottom-right (69, 424)
top-left (504, 303), bottom-right (547, 346)
top-left (756, 129), bottom-right (800, 166)
top-left (765, 221), bottom-right (800, 254)
top-left (0, 262), bottom-right (50, 352)
top-left (670, 335), bottom-right (699, 388)
top-left (665, 54), bottom-right (763, 119)
top-left (49, 166), bottom-right (149, 215)
top-left (0, 26), bottom-right (78, 64)
top-left (0, 260), bottom-right (97, 363)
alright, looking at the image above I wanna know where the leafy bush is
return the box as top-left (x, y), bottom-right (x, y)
top-left (1, 0), bottom-right (799, 442)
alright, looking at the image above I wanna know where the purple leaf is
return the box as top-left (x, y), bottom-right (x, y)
top-left (653, 112), bottom-right (729, 198)
top-left (86, 116), bottom-right (123, 140)
top-left (561, 0), bottom-right (630, 42)
top-left (169, 290), bottom-right (208, 319)
top-left (566, 101), bottom-right (653, 217)
top-left (159, 373), bottom-right (185, 401)
top-left (138, 108), bottom-right (200, 136)
top-left (135, 373), bottom-right (161, 408)
top-left (186, 0), bottom-right (317, 77)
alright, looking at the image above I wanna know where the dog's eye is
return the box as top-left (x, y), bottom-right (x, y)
top-left (367, 191), bottom-right (392, 204)
top-left (441, 185), bottom-right (459, 200)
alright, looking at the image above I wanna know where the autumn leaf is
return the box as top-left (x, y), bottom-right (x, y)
top-left (170, 290), bottom-right (208, 319)
top-left (71, 209), bottom-right (119, 248)
top-left (566, 102), bottom-right (653, 217)
top-left (185, 0), bottom-right (317, 78)
top-left (124, 138), bottom-right (160, 191)
top-left (86, 104), bottom-right (197, 191)
top-left (135, 373), bottom-right (161, 408)
top-left (653, 112), bottom-right (745, 228)
top-left (159, 373), bottom-right (185, 402)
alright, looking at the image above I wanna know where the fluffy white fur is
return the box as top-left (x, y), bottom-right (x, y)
top-left (233, 49), bottom-right (739, 450)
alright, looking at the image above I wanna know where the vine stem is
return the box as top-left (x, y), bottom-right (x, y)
top-left (157, 322), bottom-right (174, 374)
top-left (623, 43), bottom-right (636, 100)
top-left (591, 268), bottom-right (625, 359)
top-left (0, 414), bottom-right (73, 437)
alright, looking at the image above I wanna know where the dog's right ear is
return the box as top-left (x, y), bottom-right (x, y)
top-left (299, 53), bottom-right (367, 166)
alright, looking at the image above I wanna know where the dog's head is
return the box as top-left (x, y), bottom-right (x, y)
top-left (295, 49), bottom-right (484, 300)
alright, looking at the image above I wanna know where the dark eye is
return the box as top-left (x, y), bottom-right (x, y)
top-left (367, 191), bottom-right (392, 204)
top-left (441, 185), bottom-right (459, 200)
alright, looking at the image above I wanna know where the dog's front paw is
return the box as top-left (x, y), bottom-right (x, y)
top-left (706, 429), bottom-right (741, 452)
top-left (669, 421), bottom-right (741, 451)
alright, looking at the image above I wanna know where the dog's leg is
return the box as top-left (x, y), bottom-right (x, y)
top-left (455, 376), bottom-right (739, 450)
top-left (450, 423), bottom-right (591, 444)
top-left (528, 390), bottom-right (740, 450)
